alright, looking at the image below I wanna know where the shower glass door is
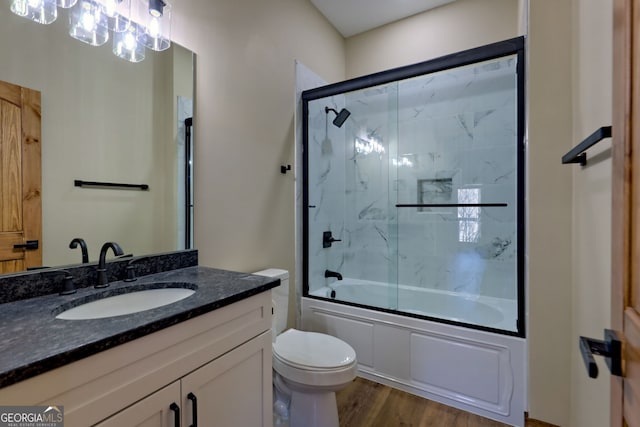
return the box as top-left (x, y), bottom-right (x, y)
top-left (303, 37), bottom-right (525, 336)
top-left (394, 55), bottom-right (520, 333)
top-left (305, 83), bottom-right (400, 312)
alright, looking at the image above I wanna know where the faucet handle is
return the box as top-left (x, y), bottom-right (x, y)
top-left (323, 231), bottom-right (342, 248)
top-left (125, 266), bottom-right (136, 282)
top-left (46, 269), bottom-right (76, 295)
top-left (124, 256), bottom-right (150, 282)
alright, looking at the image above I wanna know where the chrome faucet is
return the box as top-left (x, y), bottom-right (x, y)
top-left (95, 242), bottom-right (124, 288)
top-left (324, 269), bottom-right (343, 280)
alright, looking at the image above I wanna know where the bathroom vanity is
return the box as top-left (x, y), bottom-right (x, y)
top-left (0, 254), bottom-right (277, 426)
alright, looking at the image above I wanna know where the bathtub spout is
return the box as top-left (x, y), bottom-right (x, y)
top-left (325, 269), bottom-right (343, 280)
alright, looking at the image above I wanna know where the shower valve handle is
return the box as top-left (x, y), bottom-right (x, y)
top-left (323, 231), bottom-right (342, 248)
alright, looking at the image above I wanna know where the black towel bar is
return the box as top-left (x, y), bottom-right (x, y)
top-left (74, 180), bottom-right (149, 190)
top-left (562, 126), bottom-right (612, 166)
top-left (396, 203), bottom-right (508, 208)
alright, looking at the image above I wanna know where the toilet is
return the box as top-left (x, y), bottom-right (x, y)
top-left (253, 269), bottom-right (357, 427)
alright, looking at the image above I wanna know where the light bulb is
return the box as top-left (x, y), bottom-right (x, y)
top-left (69, 0), bottom-right (109, 45)
top-left (147, 17), bottom-right (160, 37)
top-left (11, 0), bottom-right (57, 23)
top-left (104, 0), bottom-right (117, 17)
top-left (124, 31), bottom-right (135, 50)
top-left (81, 10), bottom-right (95, 31)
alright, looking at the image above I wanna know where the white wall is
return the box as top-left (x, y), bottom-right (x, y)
top-left (570, 0), bottom-right (612, 426)
top-left (170, 0), bottom-right (345, 292)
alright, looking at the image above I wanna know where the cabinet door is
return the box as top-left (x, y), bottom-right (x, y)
top-left (95, 381), bottom-right (181, 427)
top-left (181, 331), bottom-right (272, 427)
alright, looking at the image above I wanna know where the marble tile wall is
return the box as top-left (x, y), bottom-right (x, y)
top-left (307, 55), bottom-right (520, 301)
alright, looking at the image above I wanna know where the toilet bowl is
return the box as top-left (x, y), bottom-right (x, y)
top-left (252, 269), bottom-right (357, 427)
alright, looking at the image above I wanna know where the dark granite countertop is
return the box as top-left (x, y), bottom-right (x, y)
top-left (0, 266), bottom-right (279, 389)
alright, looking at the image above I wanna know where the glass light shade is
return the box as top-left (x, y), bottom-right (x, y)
top-left (69, 0), bottom-right (109, 46)
top-left (10, 0), bottom-right (57, 24)
top-left (113, 23), bottom-right (145, 62)
top-left (98, 0), bottom-right (131, 32)
top-left (135, 0), bottom-right (171, 51)
top-left (57, 0), bottom-right (78, 9)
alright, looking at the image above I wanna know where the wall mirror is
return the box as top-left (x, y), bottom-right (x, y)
top-left (0, 2), bottom-right (195, 270)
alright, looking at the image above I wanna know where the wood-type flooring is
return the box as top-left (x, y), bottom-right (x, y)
top-left (336, 377), bottom-right (557, 427)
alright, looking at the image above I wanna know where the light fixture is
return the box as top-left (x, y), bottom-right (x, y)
top-left (99, 0), bottom-right (130, 32)
top-left (113, 22), bottom-right (145, 62)
top-left (148, 0), bottom-right (163, 17)
top-left (136, 0), bottom-right (171, 51)
top-left (11, 0), bottom-right (58, 24)
top-left (57, 0), bottom-right (77, 8)
top-left (69, 0), bottom-right (109, 46)
top-left (10, 0), bottom-right (173, 63)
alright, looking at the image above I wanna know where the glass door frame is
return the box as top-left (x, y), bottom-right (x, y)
top-left (302, 36), bottom-right (526, 338)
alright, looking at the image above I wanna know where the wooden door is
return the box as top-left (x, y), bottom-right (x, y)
top-left (612, 0), bottom-right (640, 425)
top-left (0, 80), bottom-right (42, 272)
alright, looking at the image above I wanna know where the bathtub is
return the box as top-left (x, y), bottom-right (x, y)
top-left (310, 279), bottom-right (518, 332)
top-left (302, 279), bottom-right (526, 426)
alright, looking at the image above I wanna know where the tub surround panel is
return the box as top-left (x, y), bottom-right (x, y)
top-left (310, 310), bottom-right (375, 368)
top-left (0, 249), bottom-right (199, 304)
top-left (0, 264), bottom-right (279, 388)
top-left (374, 324), bottom-right (411, 380)
top-left (302, 296), bottom-right (525, 426)
top-left (411, 333), bottom-right (510, 410)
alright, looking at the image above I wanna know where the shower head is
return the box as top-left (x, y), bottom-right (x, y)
top-left (325, 107), bottom-right (351, 128)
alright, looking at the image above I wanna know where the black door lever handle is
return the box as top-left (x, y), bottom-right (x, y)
top-left (14, 240), bottom-right (38, 250)
top-left (579, 329), bottom-right (623, 378)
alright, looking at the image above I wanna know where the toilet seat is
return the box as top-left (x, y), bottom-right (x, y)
top-left (273, 329), bottom-right (357, 387)
top-left (274, 329), bottom-right (356, 368)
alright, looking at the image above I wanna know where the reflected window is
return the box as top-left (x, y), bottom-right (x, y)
top-left (458, 188), bottom-right (480, 243)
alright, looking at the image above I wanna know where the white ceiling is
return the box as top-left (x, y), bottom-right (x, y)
top-left (309, 0), bottom-right (457, 38)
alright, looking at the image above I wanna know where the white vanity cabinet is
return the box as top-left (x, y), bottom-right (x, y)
top-left (96, 331), bottom-right (272, 427)
top-left (0, 291), bottom-right (273, 427)
top-left (95, 382), bottom-right (181, 427)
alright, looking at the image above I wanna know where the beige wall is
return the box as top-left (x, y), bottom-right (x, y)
top-left (527, 1), bottom-right (573, 425)
top-left (171, 0), bottom-right (612, 424)
top-left (570, 0), bottom-right (612, 426)
top-left (0, 7), bottom-right (183, 266)
top-left (170, 0), bottom-right (345, 285)
top-left (4, 0), bottom-right (610, 423)
top-left (345, 0), bottom-right (520, 78)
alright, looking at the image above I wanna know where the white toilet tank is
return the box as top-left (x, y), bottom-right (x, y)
top-left (252, 268), bottom-right (289, 335)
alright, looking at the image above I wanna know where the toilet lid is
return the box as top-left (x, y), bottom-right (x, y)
top-left (273, 329), bottom-right (356, 369)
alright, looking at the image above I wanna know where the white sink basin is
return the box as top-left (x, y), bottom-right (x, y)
top-left (56, 287), bottom-right (196, 320)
